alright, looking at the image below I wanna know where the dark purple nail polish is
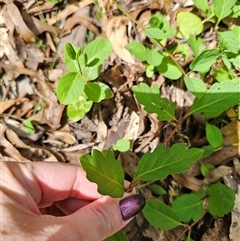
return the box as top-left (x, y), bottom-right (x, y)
top-left (119, 193), bottom-right (146, 221)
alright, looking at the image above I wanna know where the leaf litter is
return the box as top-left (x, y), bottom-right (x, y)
top-left (0, 0), bottom-right (239, 240)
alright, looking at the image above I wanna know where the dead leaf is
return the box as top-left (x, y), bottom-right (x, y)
top-left (202, 166), bottom-right (232, 185)
top-left (6, 2), bottom-right (39, 42)
top-left (172, 173), bottom-right (203, 191)
top-left (106, 16), bottom-right (135, 64)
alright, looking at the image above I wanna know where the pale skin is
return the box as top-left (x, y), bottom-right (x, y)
top-left (1, 161), bottom-right (133, 241)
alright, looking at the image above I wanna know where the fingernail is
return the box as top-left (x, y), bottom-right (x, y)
top-left (119, 193), bottom-right (146, 221)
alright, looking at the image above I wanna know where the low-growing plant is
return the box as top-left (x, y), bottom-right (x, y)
top-left (56, 38), bottom-right (113, 121)
top-left (56, 0), bottom-right (239, 239)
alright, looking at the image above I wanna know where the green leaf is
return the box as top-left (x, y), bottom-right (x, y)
top-left (206, 123), bottom-right (223, 148)
top-left (218, 31), bottom-right (240, 54)
top-left (80, 149), bottom-right (125, 198)
top-left (113, 139), bottom-right (130, 152)
top-left (65, 43), bottom-right (77, 60)
top-left (176, 12), bottom-right (203, 39)
top-left (134, 143), bottom-right (203, 182)
top-left (184, 77), bottom-right (207, 99)
top-left (143, 199), bottom-right (181, 229)
top-left (66, 94), bottom-right (93, 121)
top-left (84, 82), bottom-right (104, 102)
top-left (213, 67), bottom-right (232, 83)
top-left (193, 0), bottom-right (208, 12)
top-left (171, 193), bottom-right (204, 222)
top-left (57, 72), bottom-right (85, 105)
top-left (64, 45), bottom-right (80, 72)
top-left (201, 163), bottom-right (215, 176)
top-left (22, 119), bottom-right (35, 134)
top-left (190, 48), bottom-right (219, 73)
top-left (144, 28), bottom-right (176, 40)
top-left (82, 38), bottom-right (112, 66)
top-left (201, 145), bottom-right (215, 158)
top-left (207, 183), bottom-right (235, 217)
top-left (104, 230), bottom-right (128, 241)
top-left (82, 64), bottom-right (103, 81)
top-left (188, 35), bottom-right (204, 57)
top-left (214, 0), bottom-right (236, 24)
top-left (133, 83), bottom-right (175, 121)
top-left (145, 49), bottom-right (163, 66)
top-left (230, 55), bottom-right (240, 68)
top-left (146, 65), bottom-right (154, 78)
top-left (125, 41), bottom-right (146, 61)
top-left (150, 184), bottom-right (167, 195)
top-left (189, 80), bottom-right (240, 117)
top-left (156, 57), bottom-right (182, 80)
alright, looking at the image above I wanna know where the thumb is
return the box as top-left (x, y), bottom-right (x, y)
top-left (63, 194), bottom-right (146, 241)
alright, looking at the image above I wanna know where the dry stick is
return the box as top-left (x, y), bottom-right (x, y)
top-left (164, 108), bottom-right (191, 144)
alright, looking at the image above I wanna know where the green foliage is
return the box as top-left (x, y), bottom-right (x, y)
top-left (113, 139), bottom-right (130, 152)
top-left (104, 230), bottom-right (128, 241)
top-left (55, 5), bottom-right (239, 239)
top-left (171, 193), bottom-right (204, 222)
top-left (150, 184), bottom-right (167, 195)
top-left (133, 83), bottom-right (176, 121)
top-left (133, 143), bottom-right (203, 182)
top-left (22, 119), bottom-right (35, 134)
top-left (213, 0), bottom-right (236, 25)
top-left (176, 12), bottom-right (203, 39)
top-left (56, 38), bottom-right (113, 121)
top-left (207, 183), bottom-right (235, 217)
top-left (143, 199), bottom-right (181, 229)
top-left (200, 163), bottom-right (215, 176)
top-left (80, 149), bottom-right (125, 198)
top-left (206, 123), bottom-right (223, 148)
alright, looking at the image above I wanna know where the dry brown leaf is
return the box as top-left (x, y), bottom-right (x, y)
top-left (62, 12), bottom-right (99, 36)
top-left (106, 16), bottom-right (135, 64)
top-left (202, 166), bottom-right (232, 185)
top-left (123, 111), bottom-right (140, 140)
top-left (48, 0), bottom-right (93, 25)
top-left (172, 173), bottom-right (203, 191)
top-left (49, 131), bottom-right (77, 145)
top-left (6, 2), bottom-right (38, 42)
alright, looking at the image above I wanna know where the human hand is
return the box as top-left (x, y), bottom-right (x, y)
top-left (1, 161), bottom-right (145, 241)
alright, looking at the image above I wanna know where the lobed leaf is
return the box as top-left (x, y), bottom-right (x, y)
top-left (189, 80), bottom-right (240, 117)
top-left (143, 199), bottom-right (181, 230)
top-left (171, 193), bottom-right (204, 222)
top-left (133, 83), bottom-right (175, 121)
top-left (134, 143), bottom-right (203, 182)
top-left (80, 149), bottom-right (125, 198)
top-left (207, 183), bottom-right (235, 217)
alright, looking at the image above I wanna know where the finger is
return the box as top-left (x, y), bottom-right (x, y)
top-left (6, 162), bottom-right (101, 206)
top-left (62, 193), bottom-right (146, 241)
top-left (54, 198), bottom-right (92, 215)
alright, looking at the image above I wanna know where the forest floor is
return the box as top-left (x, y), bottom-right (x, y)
top-left (0, 0), bottom-right (239, 240)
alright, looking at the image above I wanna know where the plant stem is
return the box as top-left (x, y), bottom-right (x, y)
top-left (164, 108), bottom-right (191, 144)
